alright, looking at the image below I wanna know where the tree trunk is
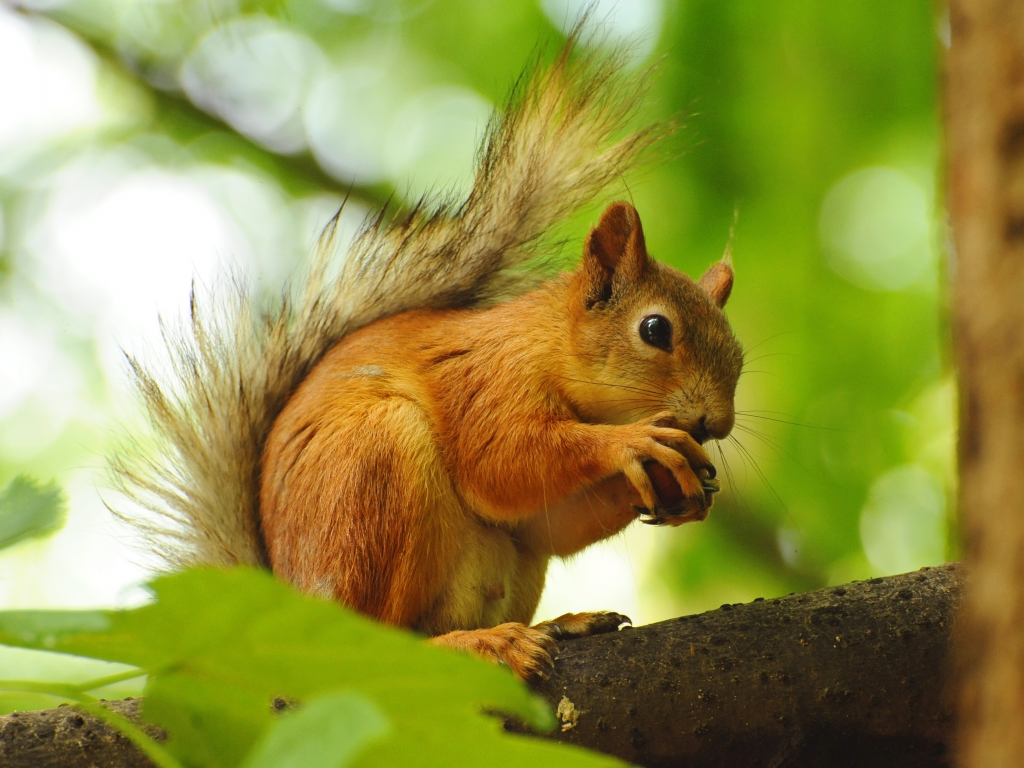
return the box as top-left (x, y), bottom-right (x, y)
top-left (1, 566), bottom-right (962, 768)
top-left (945, 1), bottom-right (1024, 767)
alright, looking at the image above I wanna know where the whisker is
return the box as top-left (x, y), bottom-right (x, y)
top-left (551, 374), bottom-right (666, 399)
top-left (594, 366), bottom-right (676, 399)
top-left (742, 351), bottom-right (796, 367)
top-left (565, 329), bottom-right (679, 397)
top-left (732, 423), bottom-right (814, 476)
top-left (710, 439), bottom-right (770, 534)
top-left (741, 331), bottom-right (795, 357)
top-left (728, 434), bottom-right (792, 521)
top-left (711, 440), bottom-right (753, 513)
top-left (735, 413), bottom-right (845, 432)
top-left (585, 397), bottom-right (658, 406)
top-left (604, 406), bottom-right (660, 422)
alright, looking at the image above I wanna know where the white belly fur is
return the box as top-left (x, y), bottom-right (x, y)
top-left (415, 518), bottom-right (547, 635)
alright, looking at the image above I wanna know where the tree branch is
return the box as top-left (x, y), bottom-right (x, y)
top-left (0, 566), bottom-right (962, 768)
top-left (0, 698), bottom-right (158, 768)
top-left (530, 563), bottom-right (960, 767)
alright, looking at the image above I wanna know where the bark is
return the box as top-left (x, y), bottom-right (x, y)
top-left (0, 698), bottom-right (156, 768)
top-left (945, 2), bottom-right (1024, 767)
top-left (531, 564), bottom-right (960, 768)
top-left (1, 566), bottom-right (962, 768)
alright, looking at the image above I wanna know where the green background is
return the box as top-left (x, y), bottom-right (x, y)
top-left (0, 0), bottom-right (953, 617)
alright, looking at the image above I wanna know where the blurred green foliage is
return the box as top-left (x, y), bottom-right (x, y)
top-left (0, 476), bottom-right (66, 551)
top-left (642, 2), bottom-right (950, 609)
top-left (0, 0), bottom-right (951, 619)
top-left (0, 568), bottom-right (623, 767)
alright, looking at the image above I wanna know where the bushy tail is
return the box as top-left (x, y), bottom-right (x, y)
top-left (108, 32), bottom-right (668, 569)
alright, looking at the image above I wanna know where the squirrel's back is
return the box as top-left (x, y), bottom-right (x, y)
top-left (108, 30), bottom-right (668, 569)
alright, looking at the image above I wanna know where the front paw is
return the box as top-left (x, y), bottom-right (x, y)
top-left (617, 412), bottom-right (717, 522)
top-left (634, 462), bottom-right (719, 526)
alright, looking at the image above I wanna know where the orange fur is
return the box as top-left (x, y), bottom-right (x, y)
top-left (260, 202), bottom-right (743, 677)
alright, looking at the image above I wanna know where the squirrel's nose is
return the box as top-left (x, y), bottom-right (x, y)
top-left (704, 410), bottom-right (736, 441)
top-left (689, 415), bottom-right (710, 445)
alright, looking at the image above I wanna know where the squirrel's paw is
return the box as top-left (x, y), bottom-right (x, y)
top-left (429, 623), bottom-right (556, 681)
top-left (635, 467), bottom-right (720, 526)
top-left (618, 411), bottom-right (717, 523)
top-left (533, 611), bottom-right (631, 640)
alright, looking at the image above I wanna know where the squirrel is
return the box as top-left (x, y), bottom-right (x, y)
top-left (110, 32), bottom-right (743, 680)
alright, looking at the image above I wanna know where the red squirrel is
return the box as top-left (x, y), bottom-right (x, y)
top-left (260, 201), bottom-right (740, 677)
top-left (110, 35), bottom-right (742, 679)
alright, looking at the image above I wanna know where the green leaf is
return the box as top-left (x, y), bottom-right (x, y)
top-left (0, 476), bottom-right (67, 551)
top-left (0, 691), bottom-right (64, 714)
top-left (0, 568), bottom-right (624, 767)
top-left (0, 609), bottom-right (109, 649)
top-left (241, 690), bottom-right (389, 768)
top-left (144, 674), bottom-right (273, 768)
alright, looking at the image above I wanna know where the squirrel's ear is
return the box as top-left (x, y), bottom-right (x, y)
top-left (580, 201), bottom-right (649, 307)
top-left (699, 256), bottom-right (734, 308)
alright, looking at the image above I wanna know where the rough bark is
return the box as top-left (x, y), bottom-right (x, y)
top-left (532, 564), bottom-right (960, 767)
top-left (1, 565), bottom-right (962, 768)
top-left (0, 698), bottom-right (156, 768)
top-left (945, 2), bottom-right (1024, 767)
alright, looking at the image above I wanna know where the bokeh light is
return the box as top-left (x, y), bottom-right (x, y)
top-left (541, 0), bottom-right (664, 62)
top-left (859, 464), bottom-right (946, 575)
top-left (0, 0), bottom-right (952, 638)
top-left (181, 18), bottom-right (325, 154)
top-left (820, 166), bottom-right (936, 291)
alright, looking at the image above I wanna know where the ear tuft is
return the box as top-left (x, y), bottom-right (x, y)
top-left (699, 260), bottom-right (734, 308)
top-left (587, 201), bottom-right (644, 271)
top-left (701, 207), bottom-right (738, 307)
top-left (576, 201), bottom-right (651, 308)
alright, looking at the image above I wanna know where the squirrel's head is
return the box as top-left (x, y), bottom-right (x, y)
top-left (565, 201), bottom-right (743, 444)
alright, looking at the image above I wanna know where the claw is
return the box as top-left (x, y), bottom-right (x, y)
top-left (635, 503), bottom-right (683, 526)
top-left (636, 512), bottom-right (659, 525)
top-left (640, 515), bottom-right (668, 526)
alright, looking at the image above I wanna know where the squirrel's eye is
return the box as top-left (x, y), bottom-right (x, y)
top-left (639, 315), bottom-right (673, 352)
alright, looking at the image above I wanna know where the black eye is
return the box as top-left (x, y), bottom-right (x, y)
top-left (639, 315), bottom-right (673, 352)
